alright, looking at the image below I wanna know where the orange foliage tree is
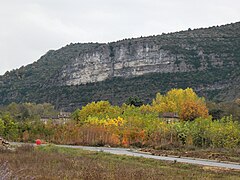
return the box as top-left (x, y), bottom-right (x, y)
top-left (180, 100), bottom-right (209, 121)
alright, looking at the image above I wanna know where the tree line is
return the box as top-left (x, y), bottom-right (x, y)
top-left (0, 88), bottom-right (240, 149)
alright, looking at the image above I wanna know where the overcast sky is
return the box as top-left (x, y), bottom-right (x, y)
top-left (0, 0), bottom-right (239, 75)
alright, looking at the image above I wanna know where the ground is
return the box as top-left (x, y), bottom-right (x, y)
top-left (0, 145), bottom-right (240, 179)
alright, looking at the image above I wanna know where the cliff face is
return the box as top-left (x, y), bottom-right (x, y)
top-left (59, 21), bottom-right (240, 87)
top-left (0, 22), bottom-right (240, 110)
top-left (60, 44), bottom-right (183, 86)
top-left (59, 37), bottom-right (230, 86)
top-left (61, 45), bottom-right (112, 85)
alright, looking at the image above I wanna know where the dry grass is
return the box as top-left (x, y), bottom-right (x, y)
top-left (0, 145), bottom-right (239, 179)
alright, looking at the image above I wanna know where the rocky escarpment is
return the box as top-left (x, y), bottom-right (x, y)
top-left (59, 25), bottom-right (238, 86)
top-left (0, 22), bottom-right (240, 110)
top-left (60, 43), bottom-right (186, 86)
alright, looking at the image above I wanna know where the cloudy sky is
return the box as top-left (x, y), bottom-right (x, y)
top-left (0, 0), bottom-right (239, 75)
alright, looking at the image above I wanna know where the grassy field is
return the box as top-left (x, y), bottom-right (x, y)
top-left (0, 145), bottom-right (240, 179)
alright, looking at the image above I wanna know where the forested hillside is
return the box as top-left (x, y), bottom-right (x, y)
top-left (0, 22), bottom-right (240, 110)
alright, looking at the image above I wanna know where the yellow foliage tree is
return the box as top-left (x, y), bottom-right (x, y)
top-left (139, 104), bottom-right (152, 114)
top-left (78, 101), bottom-right (121, 121)
top-left (152, 88), bottom-right (209, 120)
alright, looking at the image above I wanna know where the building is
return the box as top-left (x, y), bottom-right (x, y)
top-left (40, 112), bottom-right (71, 125)
top-left (159, 112), bottom-right (179, 123)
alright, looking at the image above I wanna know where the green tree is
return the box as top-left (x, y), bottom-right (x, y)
top-left (125, 96), bottom-right (143, 107)
top-left (2, 114), bottom-right (19, 140)
top-left (0, 118), bottom-right (5, 136)
top-left (71, 108), bottom-right (81, 122)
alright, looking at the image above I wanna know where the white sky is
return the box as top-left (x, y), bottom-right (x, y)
top-left (0, 0), bottom-right (239, 75)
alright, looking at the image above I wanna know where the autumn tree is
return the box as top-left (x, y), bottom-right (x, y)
top-left (76, 101), bottom-right (121, 123)
top-left (152, 88), bottom-right (209, 120)
top-left (180, 100), bottom-right (209, 121)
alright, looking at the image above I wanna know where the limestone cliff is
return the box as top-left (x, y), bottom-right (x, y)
top-left (0, 22), bottom-right (240, 110)
top-left (60, 44), bottom-right (212, 86)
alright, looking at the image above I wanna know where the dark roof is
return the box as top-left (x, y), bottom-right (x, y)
top-left (40, 114), bottom-right (71, 120)
top-left (159, 112), bottom-right (179, 118)
top-left (41, 116), bottom-right (59, 120)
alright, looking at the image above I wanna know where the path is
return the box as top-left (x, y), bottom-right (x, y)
top-left (55, 144), bottom-right (240, 170)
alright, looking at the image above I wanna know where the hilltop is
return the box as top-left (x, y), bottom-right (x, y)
top-left (0, 22), bottom-right (240, 110)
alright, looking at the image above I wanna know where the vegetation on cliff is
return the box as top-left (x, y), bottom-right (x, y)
top-left (0, 22), bottom-right (240, 110)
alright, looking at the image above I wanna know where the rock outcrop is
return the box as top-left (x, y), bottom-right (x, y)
top-left (58, 22), bottom-right (240, 87)
top-left (0, 22), bottom-right (240, 110)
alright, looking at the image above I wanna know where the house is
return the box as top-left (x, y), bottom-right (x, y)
top-left (159, 112), bottom-right (179, 123)
top-left (40, 112), bottom-right (71, 125)
top-left (59, 111), bottom-right (71, 120)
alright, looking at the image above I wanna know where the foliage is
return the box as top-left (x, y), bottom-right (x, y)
top-left (125, 96), bottom-right (143, 107)
top-left (0, 118), bottom-right (5, 136)
top-left (85, 116), bottom-right (126, 127)
top-left (77, 101), bottom-right (121, 123)
top-left (0, 102), bottom-right (57, 121)
top-left (152, 88), bottom-right (209, 120)
top-left (71, 108), bottom-right (81, 122)
top-left (0, 89), bottom-right (240, 150)
top-left (208, 116), bottom-right (240, 148)
top-left (180, 100), bottom-right (209, 121)
top-left (174, 116), bottom-right (240, 148)
top-left (207, 101), bottom-right (240, 122)
top-left (0, 114), bottom-right (19, 141)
